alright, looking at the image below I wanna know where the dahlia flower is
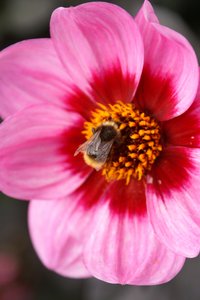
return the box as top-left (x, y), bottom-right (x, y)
top-left (0, 0), bottom-right (199, 285)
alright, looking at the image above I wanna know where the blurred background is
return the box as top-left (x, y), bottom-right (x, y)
top-left (0, 0), bottom-right (200, 299)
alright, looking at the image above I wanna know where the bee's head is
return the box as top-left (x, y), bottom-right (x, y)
top-left (99, 125), bottom-right (118, 142)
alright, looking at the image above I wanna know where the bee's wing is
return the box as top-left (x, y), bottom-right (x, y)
top-left (74, 140), bottom-right (88, 156)
top-left (96, 141), bottom-right (114, 163)
top-left (74, 130), bottom-right (101, 156)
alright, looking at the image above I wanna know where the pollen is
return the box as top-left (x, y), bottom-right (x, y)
top-left (82, 101), bottom-right (162, 184)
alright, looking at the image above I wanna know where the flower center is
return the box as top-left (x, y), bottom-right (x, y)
top-left (76, 101), bottom-right (162, 184)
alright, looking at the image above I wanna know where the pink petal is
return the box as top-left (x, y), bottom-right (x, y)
top-left (84, 180), bottom-right (185, 285)
top-left (0, 38), bottom-right (102, 120)
top-left (28, 172), bottom-right (107, 278)
top-left (28, 199), bottom-right (90, 278)
top-left (0, 104), bottom-right (91, 200)
top-left (163, 72), bottom-right (200, 147)
top-left (0, 39), bottom-right (74, 118)
top-left (146, 146), bottom-right (200, 257)
top-left (50, 2), bottom-right (144, 104)
top-left (135, 0), bottom-right (199, 121)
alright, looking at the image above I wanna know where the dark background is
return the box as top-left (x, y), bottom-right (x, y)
top-left (0, 1), bottom-right (199, 299)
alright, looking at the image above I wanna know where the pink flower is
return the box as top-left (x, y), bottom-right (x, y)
top-left (0, 0), bottom-right (199, 285)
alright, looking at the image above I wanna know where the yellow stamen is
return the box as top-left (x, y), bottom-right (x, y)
top-left (143, 135), bottom-right (151, 141)
top-left (131, 133), bottom-right (140, 140)
top-left (129, 121), bottom-right (136, 127)
top-left (119, 123), bottom-right (127, 130)
top-left (127, 145), bottom-right (137, 151)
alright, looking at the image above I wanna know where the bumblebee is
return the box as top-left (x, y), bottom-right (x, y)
top-left (74, 121), bottom-right (120, 170)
